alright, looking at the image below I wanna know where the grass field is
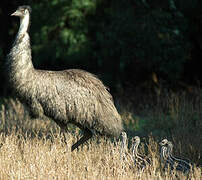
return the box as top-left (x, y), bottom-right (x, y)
top-left (0, 90), bottom-right (201, 179)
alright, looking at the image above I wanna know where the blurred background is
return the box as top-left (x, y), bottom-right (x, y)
top-left (1, 0), bottom-right (202, 95)
top-left (0, 0), bottom-right (202, 165)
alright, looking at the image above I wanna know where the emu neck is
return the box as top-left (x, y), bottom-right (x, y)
top-left (121, 138), bottom-right (127, 150)
top-left (8, 13), bottom-right (34, 86)
top-left (167, 143), bottom-right (174, 157)
top-left (161, 146), bottom-right (168, 160)
top-left (18, 14), bottom-right (30, 36)
top-left (132, 143), bottom-right (139, 157)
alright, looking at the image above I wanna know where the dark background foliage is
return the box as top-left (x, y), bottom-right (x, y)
top-left (0, 0), bottom-right (202, 165)
top-left (0, 0), bottom-right (202, 94)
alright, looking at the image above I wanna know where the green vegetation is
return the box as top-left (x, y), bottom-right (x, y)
top-left (0, 1), bottom-right (201, 177)
top-left (1, 0), bottom-right (202, 93)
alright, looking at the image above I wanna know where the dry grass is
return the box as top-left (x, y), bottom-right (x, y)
top-left (0, 130), bottom-right (201, 179)
top-left (0, 95), bottom-right (201, 179)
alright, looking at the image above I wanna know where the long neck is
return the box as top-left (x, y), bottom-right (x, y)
top-left (18, 13), bottom-right (30, 36)
top-left (132, 142), bottom-right (139, 157)
top-left (120, 137), bottom-right (127, 160)
top-left (121, 137), bottom-right (127, 152)
top-left (8, 13), bottom-right (34, 87)
top-left (167, 142), bottom-right (174, 158)
top-left (160, 146), bottom-right (168, 160)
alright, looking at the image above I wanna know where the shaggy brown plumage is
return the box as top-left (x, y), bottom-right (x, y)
top-left (7, 5), bottom-right (123, 151)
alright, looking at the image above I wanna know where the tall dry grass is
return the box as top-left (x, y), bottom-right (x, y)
top-left (118, 89), bottom-right (202, 165)
top-left (0, 92), bottom-right (201, 179)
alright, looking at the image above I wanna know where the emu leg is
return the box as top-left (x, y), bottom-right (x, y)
top-left (71, 126), bottom-right (93, 151)
top-left (55, 120), bottom-right (69, 143)
top-left (55, 120), bottom-right (93, 151)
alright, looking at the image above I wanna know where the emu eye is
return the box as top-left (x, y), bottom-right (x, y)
top-left (21, 9), bottom-right (26, 14)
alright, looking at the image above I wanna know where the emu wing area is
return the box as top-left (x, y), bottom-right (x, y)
top-left (33, 69), bottom-right (122, 137)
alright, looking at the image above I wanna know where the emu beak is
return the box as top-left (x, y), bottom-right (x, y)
top-left (11, 11), bottom-right (20, 16)
top-left (159, 142), bottom-right (162, 146)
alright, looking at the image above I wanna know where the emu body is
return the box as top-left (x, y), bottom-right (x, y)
top-left (7, 6), bottom-right (123, 151)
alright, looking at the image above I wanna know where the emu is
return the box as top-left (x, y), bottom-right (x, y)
top-left (159, 139), bottom-right (193, 174)
top-left (7, 5), bottom-right (123, 151)
top-left (131, 136), bottom-right (151, 170)
top-left (119, 132), bottom-right (134, 167)
top-left (120, 132), bottom-right (128, 161)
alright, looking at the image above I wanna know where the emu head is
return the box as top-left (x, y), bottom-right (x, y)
top-left (120, 132), bottom-right (127, 141)
top-left (120, 131), bottom-right (127, 149)
top-left (159, 139), bottom-right (169, 146)
top-left (132, 136), bottom-right (140, 145)
top-left (11, 6), bottom-right (31, 18)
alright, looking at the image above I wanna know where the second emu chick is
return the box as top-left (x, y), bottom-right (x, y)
top-left (7, 6), bottom-right (123, 151)
top-left (131, 136), bottom-right (151, 170)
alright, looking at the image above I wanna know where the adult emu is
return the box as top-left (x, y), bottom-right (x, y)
top-left (7, 6), bottom-right (123, 151)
